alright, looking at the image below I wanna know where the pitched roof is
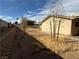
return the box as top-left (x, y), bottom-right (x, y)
top-left (0, 19), bottom-right (8, 24)
top-left (40, 15), bottom-right (71, 24)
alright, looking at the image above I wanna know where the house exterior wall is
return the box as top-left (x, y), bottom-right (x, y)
top-left (59, 18), bottom-right (72, 35)
top-left (41, 17), bottom-right (52, 34)
top-left (41, 17), bottom-right (72, 35)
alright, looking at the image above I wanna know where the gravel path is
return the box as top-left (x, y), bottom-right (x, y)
top-left (0, 27), bottom-right (11, 38)
top-left (2, 27), bottom-right (79, 59)
top-left (8, 27), bottom-right (63, 59)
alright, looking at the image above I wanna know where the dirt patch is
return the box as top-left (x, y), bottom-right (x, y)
top-left (25, 28), bottom-right (79, 54)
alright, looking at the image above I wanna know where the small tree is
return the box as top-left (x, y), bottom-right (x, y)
top-left (20, 18), bottom-right (27, 30)
top-left (15, 21), bottom-right (18, 25)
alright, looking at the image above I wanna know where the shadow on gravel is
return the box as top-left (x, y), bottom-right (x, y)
top-left (9, 27), bottom-right (63, 59)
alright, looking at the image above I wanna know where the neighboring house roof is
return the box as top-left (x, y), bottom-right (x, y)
top-left (40, 15), bottom-right (72, 24)
top-left (0, 19), bottom-right (8, 24)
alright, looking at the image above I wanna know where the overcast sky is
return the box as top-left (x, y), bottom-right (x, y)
top-left (0, 0), bottom-right (79, 23)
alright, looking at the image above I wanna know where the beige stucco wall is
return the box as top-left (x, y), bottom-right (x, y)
top-left (59, 18), bottom-right (72, 35)
top-left (41, 17), bottom-right (51, 34)
top-left (41, 17), bottom-right (72, 35)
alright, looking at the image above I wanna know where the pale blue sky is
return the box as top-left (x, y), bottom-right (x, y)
top-left (0, 0), bottom-right (79, 23)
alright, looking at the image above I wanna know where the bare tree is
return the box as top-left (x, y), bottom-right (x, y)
top-left (50, 0), bottom-right (65, 41)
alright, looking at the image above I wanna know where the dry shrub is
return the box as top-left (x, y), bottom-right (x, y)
top-left (25, 28), bottom-right (79, 54)
top-left (36, 36), bottom-right (79, 54)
